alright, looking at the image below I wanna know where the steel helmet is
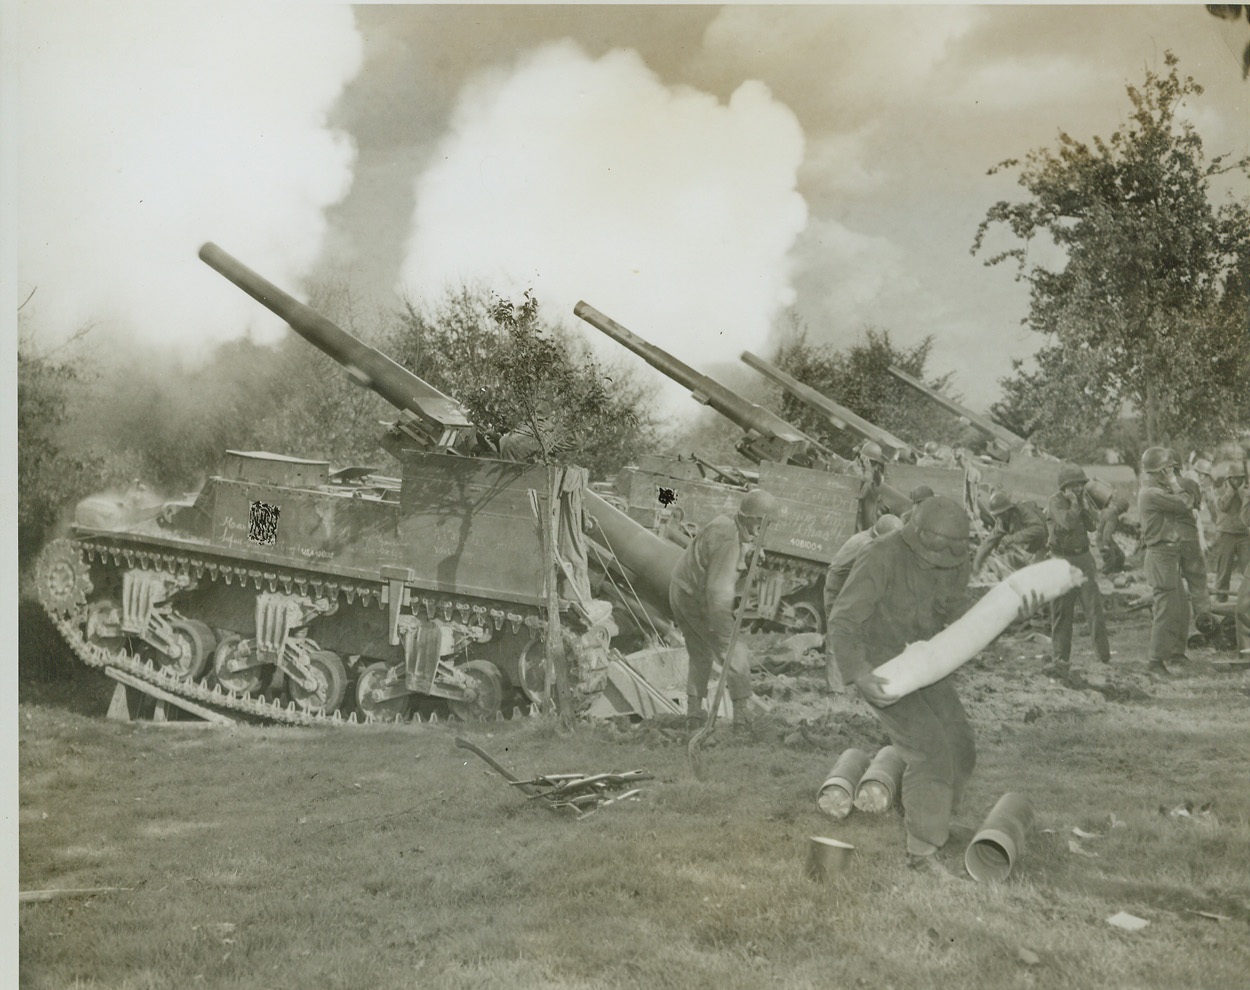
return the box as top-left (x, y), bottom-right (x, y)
top-left (1058, 464), bottom-right (1089, 490)
top-left (1193, 457), bottom-right (1214, 478)
top-left (871, 513), bottom-right (903, 538)
top-left (909, 485), bottom-right (935, 503)
top-left (1141, 447), bottom-right (1177, 473)
top-left (1214, 461), bottom-right (1246, 483)
top-left (905, 495), bottom-right (971, 568)
top-left (988, 491), bottom-right (1014, 516)
top-left (859, 441), bottom-right (886, 466)
top-left (737, 488), bottom-right (778, 521)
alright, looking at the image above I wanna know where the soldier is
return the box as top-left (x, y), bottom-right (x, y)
top-left (1174, 470), bottom-right (1216, 637)
top-left (973, 491), bottom-right (1048, 576)
top-left (1187, 457), bottom-right (1218, 530)
top-left (1096, 496), bottom-right (1130, 574)
top-left (828, 496), bottom-right (1041, 879)
top-left (854, 441), bottom-right (889, 532)
top-left (903, 486), bottom-right (935, 522)
top-left (1138, 447), bottom-right (1203, 678)
top-left (1211, 461), bottom-right (1250, 604)
top-left (1046, 465), bottom-right (1111, 673)
top-left (669, 488), bottom-right (778, 732)
top-left (1237, 491), bottom-right (1250, 658)
top-left (821, 514), bottom-right (904, 690)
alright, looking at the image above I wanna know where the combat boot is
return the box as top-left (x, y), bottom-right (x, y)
top-left (686, 695), bottom-right (706, 730)
top-left (1147, 661), bottom-right (1178, 680)
top-left (731, 702), bottom-right (755, 737)
top-left (906, 852), bottom-right (965, 883)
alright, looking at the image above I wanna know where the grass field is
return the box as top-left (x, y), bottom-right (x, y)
top-left (16, 603), bottom-right (1250, 990)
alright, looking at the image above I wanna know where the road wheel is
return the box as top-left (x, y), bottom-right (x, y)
top-left (289, 649), bottom-right (347, 714)
top-left (355, 661), bottom-right (411, 722)
top-left (448, 660), bottom-right (504, 722)
top-left (212, 634), bottom-right (264, 696)
top-left (163, 618), bottom-right (217, 682)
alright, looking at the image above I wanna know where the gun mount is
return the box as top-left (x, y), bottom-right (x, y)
top-left (199, 243), bottom-right (476, 454)
top-left (740, 351), bottom-right (914, 462)
top-left (573, 301), bottom-right (834, 469)
top-left (886, 364), bottom-right (1024, 461)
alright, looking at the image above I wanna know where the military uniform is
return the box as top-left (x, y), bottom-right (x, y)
top-left (991, 501), bottom-right (1048, 570)
top-left (822, 529), bottom-right (874, 618)
top-left (669, 515), bottom-right (753, 708)
top-left (1139, 481), bottom-right (1198, 667)
top-left (828, 528), bottom-right (974, 857)
top-left (1237, 495), bottom-right (1250, 656)
top-left (1046, 490), bottom-right (1111, 667)
top-left (1213, 483), bottom-right (1250, 604)
top-left (1175, 478), bottom-right (1213, 622)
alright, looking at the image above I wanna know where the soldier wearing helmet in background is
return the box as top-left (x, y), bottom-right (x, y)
top-left (1237, 490), bottom-right (1250, 659)
top-left (854, 441), bottom-right (890, 533)
top-left (669, 487), bottom-right (778, 734)
top-left (901, 485), bottom-right (934, 523)
top-left (1211, 461), bottom-right (1250, 604)
top-left (1188, 457), bottom-right (1218, 530)
top-left (972, 490), bottom-right (1048, 577)
top-left (1139, 447), bottom-right (1209, 677)
top-left (821, 513), bottom-right (904, 689)
top-left (1046, 464), bottom-right (1112, 674)
top-left (1096, 495), bottom-right (1131, 575)
top-left (1174, 467), bottom-right (1215, 636)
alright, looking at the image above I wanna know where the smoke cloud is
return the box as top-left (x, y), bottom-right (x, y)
top-left (17, 2), bottom-right (363, 356)
top-left (398, 41), bottom-right (808, 416)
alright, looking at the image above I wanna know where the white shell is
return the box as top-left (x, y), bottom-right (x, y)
top-left (875, 559), bottom-right (1084, 698)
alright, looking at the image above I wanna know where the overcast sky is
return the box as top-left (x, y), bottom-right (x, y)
top-left (9, 3), bottom-right (1250, 416)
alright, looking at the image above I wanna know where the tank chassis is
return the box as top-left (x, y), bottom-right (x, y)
top-left (34, 245), bottom-right (682, 726)
top-left (574, 302), bottom-right (870, 634)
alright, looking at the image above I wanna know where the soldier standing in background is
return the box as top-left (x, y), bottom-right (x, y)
top-left (1175, 470), bottom-right (1216, 637)
top-left (669, 488), bottom-right (778, 733)
top-left (1211, 462), bottom-right (1249, 604)
top-left (1046, 465), bottom-right (1111, 674)
top-left (1139, 447), bottom-right (1202, 678)
top-left (1236, 491), bottom-right (1250, 658)
top-left (854, 441), bottom-right (889, 532)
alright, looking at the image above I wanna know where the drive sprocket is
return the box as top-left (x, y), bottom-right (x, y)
top-left (34, 539), bottom-right (92, 619)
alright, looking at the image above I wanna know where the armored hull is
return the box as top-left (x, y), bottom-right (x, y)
top-left (37, 450), bottom-right (619, 726)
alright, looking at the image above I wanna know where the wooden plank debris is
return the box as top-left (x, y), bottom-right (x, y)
top-left (105, 667), bottom-right (236, 725)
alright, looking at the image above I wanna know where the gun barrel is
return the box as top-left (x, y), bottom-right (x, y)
top-left (741, 351), bottom-right (913, 460)
top-left (199, 242), bottom-right (473, 434)
top-left (583, 489), bottom-right (681, 610)
top-left (886, 365), bottom-right (1025, 449)
top-left (574, 301), bottom-right (813, 447)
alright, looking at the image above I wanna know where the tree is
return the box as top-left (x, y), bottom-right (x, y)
top-left (17, 344), bottom-right (109, 567)
top-left (973, 51), bottom-right (1250, 450)
top-left (769, 318), bottom-right (966, 458)
top-left (390, 284), bottom-right (661, 478)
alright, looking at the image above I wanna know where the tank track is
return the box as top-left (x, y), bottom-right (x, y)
top-left (40, 538), bottom-right (535, 728)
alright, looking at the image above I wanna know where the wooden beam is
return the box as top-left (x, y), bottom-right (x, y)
top-left (104, 667), bottom-right (236, 725)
